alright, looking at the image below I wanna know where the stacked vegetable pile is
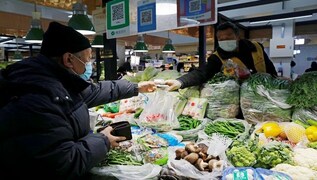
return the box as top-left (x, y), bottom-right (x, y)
top-left (201, 72), bottom-right (240, 119)
top-left (226, 140), bottom-right (293, 169)
top-left (240, 73), bottom-right (292, 124)
top-left (288, 71), bottom-right (317, 124)
top-left (174, 142), bottom-right (224, 172)
top-left (203, 119), bottom-right (249, 140)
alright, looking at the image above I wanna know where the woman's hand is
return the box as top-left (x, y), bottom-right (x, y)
top-left (137, 81), bottom-right (157, 93)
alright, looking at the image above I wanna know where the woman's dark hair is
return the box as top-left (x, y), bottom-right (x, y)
top-left (216, 22), bottom-right (239, 36)
top-left (290, 61), bottom-right (296, 67)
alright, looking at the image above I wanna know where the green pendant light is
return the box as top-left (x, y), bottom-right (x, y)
top-left (162, 31), bottom-right (175, 53)
top-left (91, 35), bottom-right (103, 48)
top-left (25, 3), bottom-right (44, 44)
top-left (68, 0), bottom-right (96, 35)
top-left (134, 34), bottom-right (148, 53)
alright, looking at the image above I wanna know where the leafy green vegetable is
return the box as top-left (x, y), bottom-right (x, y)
top-left (246, 73), bottom-right (290, 90)
top-left (207, 72), bottom-right (236, 84)
top-left (287, 71), bottom-right (317, 108)
top-left (202, 79), bottom-right (240, 119)
top-left (141, 66), bottom-right (159, 81)
top-left (254, 142), bottom-right (293, 169)
top-left (151, 70), bottom-right (181, 80)
top-left (178, 86), bottom-right (200, 98)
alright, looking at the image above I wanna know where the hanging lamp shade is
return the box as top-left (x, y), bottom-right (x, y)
top-left (12, 51), bottom-right (23, 61)
top-left (162, 31), bottom-right (175, 53)
top-left (25, 11), bottom-right (44, 43)
top-left (134, 35), bottom-right (148, 52)
top-left (91, 35), bottom-right (103, 48)
top-left (68, 1), bottom-right (95, 35)
top-left (162, 39), bottom-right (175, 53)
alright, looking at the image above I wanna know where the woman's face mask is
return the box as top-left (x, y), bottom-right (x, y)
top-left (218, 40), bottom-right (238, 52)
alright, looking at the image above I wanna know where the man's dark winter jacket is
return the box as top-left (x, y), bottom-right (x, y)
top-left (0, 54), bottom-right (138, 179)
top-left (177, 39), bottom-right (277, 88)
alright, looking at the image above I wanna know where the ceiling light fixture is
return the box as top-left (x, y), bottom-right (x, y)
top-left (91, 35), bottom-right (104, 48)
top-left (68, 0), bottom-right (96, 35)
top-left (25, 3), bottom-right (44, 43)
top-left (250, 15), bottom-right (313, 24)
top-left (134, 34), bottom-right (148, 53)
top-left (295, 38), bottom-right (305, 45)
top-left (162, 31), bottom-right (175, 53)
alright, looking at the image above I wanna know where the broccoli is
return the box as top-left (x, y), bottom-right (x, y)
top-left (226, 146), bottom-right (256, 167)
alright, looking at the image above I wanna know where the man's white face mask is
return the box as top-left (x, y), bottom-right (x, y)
top-left (218, 40), bottom-right (238, 52)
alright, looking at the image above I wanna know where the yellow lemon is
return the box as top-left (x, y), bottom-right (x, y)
top-left (306, 126), bottom-right (317, 142)
top-left (262, 122), bottom-right (282, 138)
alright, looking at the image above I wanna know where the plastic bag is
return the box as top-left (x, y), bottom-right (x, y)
top-left (137, 90), bottom-right (180, 131)
top-left (182, 97), bottom-right (208, 119)
top-left (256, 168), bottom-right (292, 180)
top-left (166, 143), bottom-right (226, 180)
top-left (292, 107), bottom-right (317, 123)
top-left (201, 80), bottom-right (240, 120)
top-left (199, 118), bottom-right (251, 141)
top-left (143, 148), bottom-right (168, 166)
top-left (222, 167), bottom-right (261, 180)
top-left (240, 82), bottom-right (292, 124)
top-left (90, 163), bottom-right (162, 180)
top-left (171, 118), bottom-right (209, 141)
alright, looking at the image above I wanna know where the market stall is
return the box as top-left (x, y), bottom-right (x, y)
top-left (88, 68), bottom-right (317, 180)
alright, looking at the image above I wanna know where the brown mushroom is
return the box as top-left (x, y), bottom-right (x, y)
top-left (198, 151), bottom-right (207, 161)
top-left (194, 158), bottom-right (208, 171)
top-left (181, 150), bottom-right (188, 159)
top-left (175, 148), bottom-right (186, 160)
top-left (208, 159), bottom-right (218, 171)
top-left (213, 160), bottom-right (224, 172)
top-left (197, 143), bottom-right (208, 154)
top-left (184, 152), bottom-right (199, 164)
top-left (185, 142), bottom-right (197, 153)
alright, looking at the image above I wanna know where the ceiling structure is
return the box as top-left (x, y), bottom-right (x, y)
top-left (0, 0), bottom-right (317, 54)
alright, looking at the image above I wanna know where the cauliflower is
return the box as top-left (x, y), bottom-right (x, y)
top-left (293, 148), bottom-right (317, 171)
top-left (271, 164), bottom-right (317, 180)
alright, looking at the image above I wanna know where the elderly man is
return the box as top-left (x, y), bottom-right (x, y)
top-left (0, 22), bottom-right (155, 179)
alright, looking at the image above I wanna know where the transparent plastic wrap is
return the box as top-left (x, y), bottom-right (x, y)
top-left (222, 167), bottom-right (261, 180)
top-left (166, 142), bottom-right (228, 180)
top-left (201, 80), bottom-right (240, 120)
top-left (181, 97), bottom-right (208, 119)
top-left (199, 118), bottom-right (251, 141)
top-left (171, 118), bottom-right (209, 141)
top-left (240, 82), bottom-right (292, 124)
top-left (90, 163), bottom-right (162, 180)
top-left (292, 107), bottom-right (317, 123)
top-left (137, 90), bottom-right (180, 132)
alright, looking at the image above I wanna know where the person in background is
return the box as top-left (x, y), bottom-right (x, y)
top-left (117, 57), bottom-right (132, 79)
top-left (305, 61), bottom-right (317, 72)
top-left (0, 22), bottom-right (156, 179)
top-left (290, 60), bottom-right (297, 80)
top-left (165, 22), bottom-right (277, 91)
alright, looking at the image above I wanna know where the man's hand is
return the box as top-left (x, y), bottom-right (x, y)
top-left (138, 81), bottom-right (157, 93)
top-left (165, 79), bottom-right (182, 91)
top-left (100, 126), bottom-right (126, 148)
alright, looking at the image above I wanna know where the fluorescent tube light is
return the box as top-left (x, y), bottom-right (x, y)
top-left (250, 15), bottom-right (313, 24)
top-left (295, 38), bottom-right (305, 45)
